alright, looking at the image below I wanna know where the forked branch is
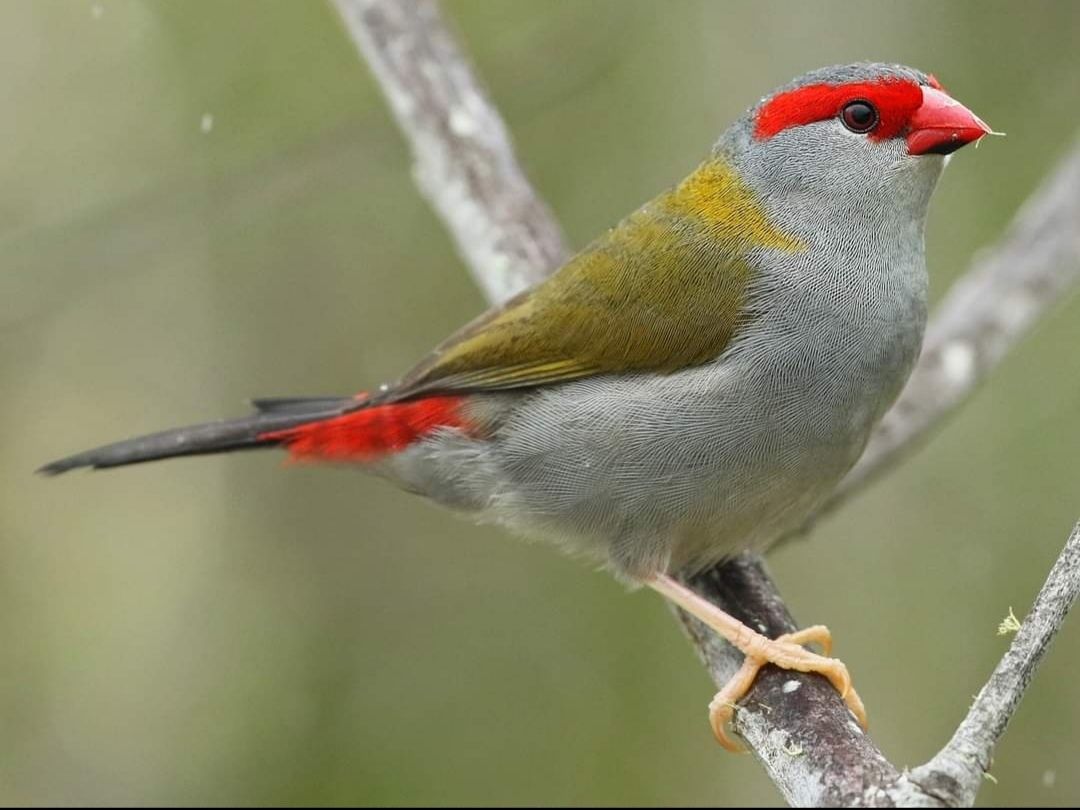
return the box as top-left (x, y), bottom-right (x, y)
top-left (330, 0), bottom-right (1080, 805)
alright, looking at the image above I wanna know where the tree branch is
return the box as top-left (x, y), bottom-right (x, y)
top-left (330, 0), bottom-right (567, 305)
top-left (678, 557), bottom-right (905, 806)
top-left (899, 521), bottom-right (1080, 806)
top-left (329, 0), bottom-right (1080, 804)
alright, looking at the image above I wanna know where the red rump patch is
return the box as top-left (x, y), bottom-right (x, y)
top-left (754, 79), bottom-right (923, 142)
top-left (261, 395), bottom-right (469, 461)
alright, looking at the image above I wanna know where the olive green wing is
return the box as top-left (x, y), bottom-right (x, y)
top-left (385, 159), bottom-right (802, 402)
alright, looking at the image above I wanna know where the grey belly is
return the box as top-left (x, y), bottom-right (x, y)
top-left (486, 355), bottom-right (887, 579)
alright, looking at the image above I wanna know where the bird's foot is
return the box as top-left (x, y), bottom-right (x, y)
top-left (648, 574), bottom-right (867, 752)
top-left (707, 624), bottom-right (866, 751)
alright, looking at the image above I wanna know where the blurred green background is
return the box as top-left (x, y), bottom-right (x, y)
top-left (3, 0), bottom-right (1079, 805)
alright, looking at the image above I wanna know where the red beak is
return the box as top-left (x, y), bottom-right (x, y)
top-left (906, 86), bottom-right (992, 156)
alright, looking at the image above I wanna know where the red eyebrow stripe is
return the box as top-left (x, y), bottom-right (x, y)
top-left (754, 79), bottom-right (924, 141)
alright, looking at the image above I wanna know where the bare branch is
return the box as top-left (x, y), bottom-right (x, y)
top-left (330, 0), bottom-right (568, 305)
top-left (678, 558), bottom-right (906, 807)
top-left (897, 521), bottom-right (1080, 806)
top-left (331, 0), bottom-right (1080, 804)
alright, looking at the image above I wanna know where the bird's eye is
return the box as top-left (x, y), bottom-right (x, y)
top-left (840, 101), bottom-right (878, 134)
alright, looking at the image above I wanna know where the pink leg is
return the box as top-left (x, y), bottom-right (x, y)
top-left (649, 574), bottom-right (866, 752)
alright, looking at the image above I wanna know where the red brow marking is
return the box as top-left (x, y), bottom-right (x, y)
top-left (754, 79), bottom-right (923, 142)
top-left (260, 395), bottom-right (469, 461)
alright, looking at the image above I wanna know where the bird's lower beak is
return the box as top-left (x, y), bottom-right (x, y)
top-left (906, 86), bottom-right (992, 156)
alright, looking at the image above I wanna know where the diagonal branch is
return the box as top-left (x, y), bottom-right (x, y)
top-left (330, 0), bottom-right (1080, 804)
top-left (897, 521), bottom-right (1080, 807)
top-left (677, 556), bottom-right (905, 806)
top-left (330, 0), bottom-right (566, 305)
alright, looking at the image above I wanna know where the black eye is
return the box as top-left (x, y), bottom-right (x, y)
top-left (840, 100), bottom-right (878, 133)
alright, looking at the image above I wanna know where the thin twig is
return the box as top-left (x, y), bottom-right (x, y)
top-left (895, 522), bottom-right (1080, 807)
top-left (330, 0), bottom-right (1080, 804)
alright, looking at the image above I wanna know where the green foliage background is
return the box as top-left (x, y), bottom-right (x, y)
top-left (2, 1), bottom-right (1079, 805)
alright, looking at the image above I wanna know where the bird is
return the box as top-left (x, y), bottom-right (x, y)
top-left (40, 62), bottom-right (991, 750)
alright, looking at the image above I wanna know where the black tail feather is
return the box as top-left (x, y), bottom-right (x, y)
top-left (250, 396), bottom-right (354, 414)
top-left (38, 397), bottom-right (355, 476)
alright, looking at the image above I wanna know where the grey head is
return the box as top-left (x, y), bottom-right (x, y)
top-left (716, 63), bottom-right (988, 230)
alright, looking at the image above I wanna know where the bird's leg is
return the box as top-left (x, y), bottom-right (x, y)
top-left (648, 573), bottom-right (867, 752)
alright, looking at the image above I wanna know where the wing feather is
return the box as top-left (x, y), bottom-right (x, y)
top-left (383, 159), bottom-right (801, 402)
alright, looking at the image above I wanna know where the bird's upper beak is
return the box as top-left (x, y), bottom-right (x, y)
top-left (906, 86), bottom-right (992, 156)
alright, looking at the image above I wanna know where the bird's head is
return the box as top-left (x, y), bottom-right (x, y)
top-left (720, 63), bottom-right (992, 222)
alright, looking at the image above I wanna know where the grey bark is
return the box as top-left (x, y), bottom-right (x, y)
top-left (330, 0), bottom-right (566, 305)
top-left (329, 0), bottom-right (1080, 805)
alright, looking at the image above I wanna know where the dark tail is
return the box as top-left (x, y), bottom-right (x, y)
top-left (37, 396), bottom-right (357, 475)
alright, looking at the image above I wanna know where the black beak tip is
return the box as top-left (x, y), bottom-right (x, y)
top-left (923, 140), bottom-right (970, 156)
